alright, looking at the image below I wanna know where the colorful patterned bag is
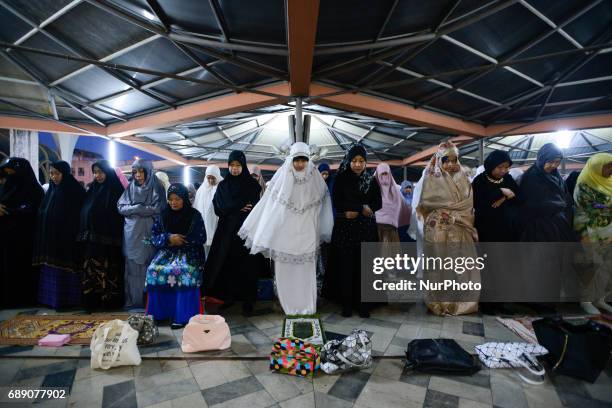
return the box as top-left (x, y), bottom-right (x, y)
top-left (269, 338), bottom-right (320, 378)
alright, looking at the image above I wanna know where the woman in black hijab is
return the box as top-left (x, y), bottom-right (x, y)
top-left (146, 184), bottom-right (205, 328)
top-left (0, 157), bottom-right (44, 307)
top-left (472, 150), bottom-right (521, 242)
top-left (323, 144), bottom-right (382, 317)
top-left (78, 160), bottom-right (125, 310)
top-left (204, 150), bottom-right (261, 316)
top-left (519, 143), bottom-right (576, 242)
top-left (34, 161), bottom-right (86, 308)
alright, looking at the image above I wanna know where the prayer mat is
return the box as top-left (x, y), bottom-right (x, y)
top-left (0, 314), bottom-right (129, 345)
top-left (497, 315), bottom-right (612, 344)
top-left (282, 316), bottom-right (325, 346)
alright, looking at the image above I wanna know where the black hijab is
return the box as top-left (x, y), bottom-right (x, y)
top-left (78, 160), bottom-right (125, 245)
top-left (213, 151), bottom-right (261, 216)
top-left (0, 157), bottom-right (43, 213)
top-left (162, 183), bottom-right (200, 235)
top-left (484, 150), bottom-right (513, 179)
top-left (337, 144), bottom-right (374, 194)
top-left (33, 161), bottom-right (86, 270)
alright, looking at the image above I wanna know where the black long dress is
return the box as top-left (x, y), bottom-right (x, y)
top-left (77, 160), bottom-right (125, 310)
top-left (323, 147), bottom-right (382, 314)
top-left (34, 161), bottom-right (86, 308)
top-left (0, 158), bottom-right (44, 308)
top-left (519, 144), bottom-right (576, 242)
top-left (204, 151), bottom-right (261, 304)
top-left (472, 173), bottom-right (521, 242)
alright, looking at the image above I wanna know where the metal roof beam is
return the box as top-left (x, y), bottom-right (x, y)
top-left (0, 41), bottom-right (290, 100)
top-left (414, 0), bottom-right (602, 108)
top-left (0, 75), bottom-right (38, 85)
top-left (208, 0), bottom-right (232, 47)
top-left (87, 0), bottom-right (288, 80)
top-left (485, 27), bottom-right (612, 122)
top-left (519, 0), bottom-right (582, 49)
top-left (315, 0), bottom-right (517, 81)
top-left (50, 35), bottom-right (160, 86)
top-left (286, 0), bottom-right (320, 95)
top-left (0, 96), bottom-right (100, 135)
top-left (0, 48), bottom-right (106, 126)
top-left (364, 39), bottom-right (612, 92)
top-left (12, 0), bottom-right (82, 45)
top-left (0, 0), bottom-right (175, 109)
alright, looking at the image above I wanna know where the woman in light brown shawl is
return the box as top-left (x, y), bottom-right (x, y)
top-left (249, 165), bottom-right (267, 198)
top-left (415, 141), bottom-right (480, 315)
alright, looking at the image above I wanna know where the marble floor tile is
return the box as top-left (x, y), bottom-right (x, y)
top-left (327, 370), bottom-right (370, 402)
top-left (423, 389), bottom-right (460, 408)
top-left (136, 377), bottom-right (200, 407)
top-left (355, 374), bottom-right (426, 408)
top-left (201, 375), bottom-right (264, 406)
top-left (102, 379), bottom-right (137, 408)
top-left (429, 376), bottom-right (492, 405)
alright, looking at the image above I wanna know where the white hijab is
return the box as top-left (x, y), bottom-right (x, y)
top-left (194, 165), bottom-right (223, 246)
top-left (155, 171), bottom-right (170, 192)
top-left (239, 142), bottom-right (333, 263)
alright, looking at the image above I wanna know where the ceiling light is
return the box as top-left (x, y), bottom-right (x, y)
top-left (555, 130), bottom-right (572, 149)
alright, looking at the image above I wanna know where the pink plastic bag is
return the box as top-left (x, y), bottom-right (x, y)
top-left (38, 334), bottom-right (71, 347)
top-left (181, 315), bottom-right (231, 353)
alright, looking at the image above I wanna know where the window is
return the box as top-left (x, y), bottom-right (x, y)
top-left (78, 167), bottom-right (85, 177)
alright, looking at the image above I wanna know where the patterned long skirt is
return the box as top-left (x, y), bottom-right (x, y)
top-left (82, 243), bottom-right (124, 310)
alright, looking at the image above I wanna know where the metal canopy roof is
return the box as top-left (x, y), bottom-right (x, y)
top-left (127, 102), bottom-right (453, 164)
top-left (0, 0), bottom-right (611, 166)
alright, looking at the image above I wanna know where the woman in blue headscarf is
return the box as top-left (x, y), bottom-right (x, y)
top-left (519, 143), bottom-right (576, 242)
top-left (117, 159), bottom-right (167, 309)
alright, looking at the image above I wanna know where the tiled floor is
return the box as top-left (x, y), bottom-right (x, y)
top-left (0, 302), bottom-right (610, 408)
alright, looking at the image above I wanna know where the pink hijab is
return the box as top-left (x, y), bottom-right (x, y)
top-left (374, 163), bottom-right (409, 227)
top-left (115, 168), bottom-right (129, 189)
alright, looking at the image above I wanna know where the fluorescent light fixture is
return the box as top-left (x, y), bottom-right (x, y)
top-left (108, 140), bottom-right (117, 168)
top-left (183, 166), bottom-right (191, 185)
top-left (555, 130), bottom-right (572, 149)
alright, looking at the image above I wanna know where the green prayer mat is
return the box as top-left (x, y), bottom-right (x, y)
top-left (281, 315), bottom-right (325, 346)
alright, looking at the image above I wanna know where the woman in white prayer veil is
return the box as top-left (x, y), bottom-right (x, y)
top-left (239, 142), bottom-right (334, 315)
top-left (194, 165), bottom-right (223, 254)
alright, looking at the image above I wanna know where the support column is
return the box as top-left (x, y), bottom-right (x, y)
top-left (295, 97), bottom-right (303, 143)
top-left (478, 139), bottom-right (484, 165)
top-left (52, 133), bottom-right (79, 163)
top-left (403, 166), bottom-right (408, 181)
top-left (9, 129), bottom-right (39, 181)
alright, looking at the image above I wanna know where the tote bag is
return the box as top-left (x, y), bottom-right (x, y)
top-left (90, 320), bottom-right (141, 370)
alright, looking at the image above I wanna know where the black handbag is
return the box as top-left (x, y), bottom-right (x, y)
top-left (404, 339), bottom-right (480, 375)
top-left (533, 317), bottom-right (612, 383)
